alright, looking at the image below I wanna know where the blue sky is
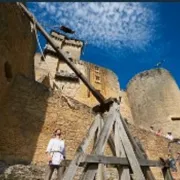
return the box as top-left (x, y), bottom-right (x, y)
top-left (28, 2), bottom-right (180, 89)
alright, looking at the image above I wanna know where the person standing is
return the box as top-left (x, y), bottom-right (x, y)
top-left (167, 153), bottom-right (177, 172)
top-left (150, 126), bottom-right (154, 133)
top-left (165, 132), bottom-right (174, 141)
top-left (155, 129), bottom-right (163, 136)
top-left (45, 129), bottom-right (66, 180)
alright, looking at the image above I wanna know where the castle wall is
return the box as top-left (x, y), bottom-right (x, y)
top-left (119, 91), bottom-right (134, 124)
top-left (0, 3), bottom-right (36, 101)
top-left (127, 68), bottom-right (180, 137)
top-left (62, 44), bottom-right (82, 60)
top-left (0, 75), bottom-right (179, 179)
top-left (51, 31), bottom-right (64, 48)
top-left (129, 124), bottom-right (180, 180)
top-left (0, 75), bottom-right (93, 164)
top-left (46, 31), bottom-right (83, 60)
top-left (0, 75), bottom-right (50, 164)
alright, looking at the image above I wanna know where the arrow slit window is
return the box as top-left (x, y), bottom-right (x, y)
top-left (94, 66), bottom-right (101, 84)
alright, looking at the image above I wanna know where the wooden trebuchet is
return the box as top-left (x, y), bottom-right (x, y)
top-left (80, 102), bottom-right (118, 180)
top-left (16, 3), bottom-right (174, 180)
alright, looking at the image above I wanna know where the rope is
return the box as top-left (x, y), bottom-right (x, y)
top-left (32, 17), bottom-right (63, 93)
top-left (33, 19), bottom-right (45, 60)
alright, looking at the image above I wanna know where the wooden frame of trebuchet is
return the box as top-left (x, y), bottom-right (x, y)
top-left (17, 3), bottom-right (173, 180)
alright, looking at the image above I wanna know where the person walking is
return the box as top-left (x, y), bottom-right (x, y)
top-left (167, 153), bottom-right (177, 172)
top-left (45, 129), bottom-right (66, 180)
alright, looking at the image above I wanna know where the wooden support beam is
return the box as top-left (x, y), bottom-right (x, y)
top-left (116, 115), bottom-right (146, 179)
top-left (82, 155), bottom-right (161, 167)
top-left (121, 118), bottom-right (156, 180)
top-left (62, 114), bottom-right (101, 180)
top-left (96, 116), bottom-right (107, 180)
top-left (60, 156), bottom-right (162, 167)
top-left (80, 103), bottom-right (118, 180)
top-left (114, 121), bottom-right (130, 180)
top-left (161, 158), bottom-right (174, 180)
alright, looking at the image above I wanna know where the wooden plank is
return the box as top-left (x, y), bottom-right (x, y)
top-left (80, 102), bottom-right (118, 180)
top-left (134, 137), bottom-right (156, 180)
top-left (121, 118), bottom-right (156, 180)
top-left (60, 157), bottom-right (162, 167)
top-left (82, 155), bottom-right (161, 167)
top-left (94, 104), bottom-right (118, 154)
top-left (100, 115), bottom-right (116, 156)
top-left (93, 116), bottom-right (101, 149)
top-left (116, 115), bottom-right (146, 180)
top-left (62, 114), bottom-right (101, 180)
top-left (97, 164), bottom-right (107, 180)
top-left (162, 167), bottom-right (174, 180)
top-left (96, 117), bottom-right (107, 180)
top-left (114, 121), bottom-right (130, 180)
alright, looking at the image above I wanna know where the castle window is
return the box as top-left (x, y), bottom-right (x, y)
top-left (66, 51), bottom-right (72, 61)
top-left (95, 76), bottom-right (100, 81)
top-left (4, 61), bottom-right (13, 82)
top-left (95, 75), bottom-right (101, 83)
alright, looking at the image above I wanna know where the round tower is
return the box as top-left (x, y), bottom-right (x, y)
top-left (127, 68), bottom-right (180, 137)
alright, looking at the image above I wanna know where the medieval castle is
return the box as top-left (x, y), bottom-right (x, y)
top-left (35, 30), bottom-right (180, 138)
top-left (0, 3), bottom-right (180, 179)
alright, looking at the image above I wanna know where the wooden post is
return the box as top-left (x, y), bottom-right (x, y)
top-left (80, 102), bottom-right (118, 180)
top-left (121, 118), bottom-right (156, 180)
top-left (116, 115), bottom-right (146, 180)
top-left (162, 167), bottom-right (174, 180)
top-left (114, 121), bottom-right (130, 180)
top-left (62, 114), bottom-right (101, 180)
top-left (96, 117), bottom-right (107, 180)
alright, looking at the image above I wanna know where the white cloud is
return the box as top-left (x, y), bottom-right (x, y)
top-left (29, 2), bottom-right (157, 53)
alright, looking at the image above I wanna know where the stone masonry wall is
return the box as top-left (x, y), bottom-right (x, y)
top-left (127, 68), bottom-right (180, 137)
top-left (0, 3), bottom-right (36, 101)
top-left (0, 74), bottom-right (179, 179)
top-left (0, 75), bottom-right (50, 164)
top-left (119, 90), bottom-right (134, 124)
top-left (129, 124), bottom-right (180, 180)
top-left (0, 74), bottom-right (94, 165)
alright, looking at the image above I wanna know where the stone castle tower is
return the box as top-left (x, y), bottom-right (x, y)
top-left (127, 68), bottom-right (180, 137)
top-left (34, 31), bottom-right (180, 137)
top-left (34, 30), bottom-right (120, 107)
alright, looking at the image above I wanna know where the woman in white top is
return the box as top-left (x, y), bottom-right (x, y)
top-left (44, 129), bottom-right (66, 180)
